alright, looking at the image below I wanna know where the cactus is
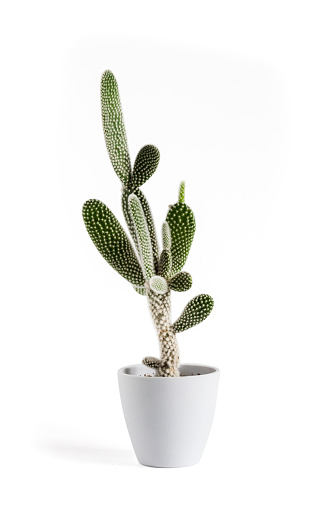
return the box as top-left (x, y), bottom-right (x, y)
top-left (83, 70), bottom-right (214, 377)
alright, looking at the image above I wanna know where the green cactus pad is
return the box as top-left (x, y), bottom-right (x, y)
top-left (122, 189), bottom-right (159, 273)
top-left (178, 181), bottom-right (185, 203)
top-left (168, 271), bottom-right (192, 292)
top-left (149, 275), bottom-right (168, 294)
top-left (136, 189), bottom-right (160, 272)
top-left (122, 190), bottom-right (140, 254)
top-left (162, 221), bottom-right (171, 250)
top-left (82, 199), bottom-right (145, 286)
top-left (158, 249), bottom-right (172, 278)
top-left (172, 294), bottom-right (214, 333)
top-left (101, 70), bottom-right (131, 187)
top-left (166, 199), bottom-right (196, 276)
top-left (132, 145), bottom-right (160, 189)
top-left (129, 194), bottom-right (154, 280)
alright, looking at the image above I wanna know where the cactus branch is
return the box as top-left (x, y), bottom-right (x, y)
top-left (158, 249), bottom-right (172, 278)
top-left (178, 181), bottom-right (185, 203)
top-left (132, 145), bottom-right (160, 189)
top-left (101, 70), bottom-right (131, 186)
top-left (142, 357), bottom-right (162, 369)
top-left (166, 187), bottom-right (196, 276)
top-left (172, 294), bottom-right (214, 333)
top-left (162, 221), bottom-right (171, 250)
top-left (82, 199), bottom-right (145, 286)
top-left (169, 271), bottom-right (192, 292)
top-left (129, 194), bottom-right (154, 280)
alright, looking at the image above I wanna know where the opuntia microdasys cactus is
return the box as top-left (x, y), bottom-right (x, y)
top-left (82, 70), bottom-right (214, 377)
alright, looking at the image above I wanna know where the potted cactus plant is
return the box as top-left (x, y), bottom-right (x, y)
top-left (82, 70), bottom-right (220, 467)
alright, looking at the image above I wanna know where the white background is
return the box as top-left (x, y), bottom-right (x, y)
top-left (1, 1), bottom-right (334, 512)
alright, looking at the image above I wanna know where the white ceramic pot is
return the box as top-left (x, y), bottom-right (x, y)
top-left (118, 363), bottom-right (220, 468)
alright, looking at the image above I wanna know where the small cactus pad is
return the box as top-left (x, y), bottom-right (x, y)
top-left (101, 70), bottom-right (131, 186)
top-left (129, 194), bottom-right (154, 280)
top-left (162, 221), bottom-right (171, 250)
top-left (178, 181), bottom-right (185, 203)
top-left (149, 275), bottom-right (168, 294)
top-left (172, 294), bottom-right (214, 333)
top-left (158, 249), bottom-right (172, 278)
top-left (132, 145), bottom-right (160, 189)
top-left (142, 356), bottom-right (162, 369)
top-left (166, 194), bottom-right (196, 276)
top-left (168, 271), bottom-right (192, 292)
top-left (82, 199), bottom-right (145, 286)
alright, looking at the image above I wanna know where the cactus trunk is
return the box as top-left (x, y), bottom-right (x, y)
top-left (147, 290), bottom-right (180, 377)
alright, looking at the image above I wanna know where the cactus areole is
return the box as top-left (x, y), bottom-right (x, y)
top-left (82, 70), bottom-right (214, 377)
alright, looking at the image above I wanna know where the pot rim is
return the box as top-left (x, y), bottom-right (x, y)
top-left (118, 363), bottom-right (220, 379)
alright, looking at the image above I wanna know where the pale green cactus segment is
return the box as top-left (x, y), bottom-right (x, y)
top-left (82, 199), bottom-right (145, 287)
top-left (132, 145), bottom-right (160, 189)
top-left (166, 199), bottom-right (196, 276)
top-left (122, 189), bottom-right (160, 273)
top-left (101, 70), bottom-right (131, 186)
top-left (136, 189), bottom-right (160, 272)
top-left (133, 285), bottom-right (147, 296)
top-left (168, 271), bottom-right (192, 292)
top-left (142, 356), bottom-right (162, 369)
top-left (178, 181), bottom-right (185, 203)
top-left (158, 249), bottom-right (172, 278)
top-left (129, 194), bottom-right (154, 280)
top-left (162, 221), bottom-right (171, 250)
top-left (122, 190), bottom-right (139, 255)
top-left (172, 294), bottom-right (214, 333)
top-left (149, 275), bottom-right (168, 294)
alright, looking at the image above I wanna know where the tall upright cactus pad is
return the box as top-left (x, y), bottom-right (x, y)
top-left (162, 222), bottom-right (171, 250)
top-left (136, 189), bottom-right (160, 272)
top-left (158, 249), bottom-right (172, 278)
top-left (101, 70), bottom-right (131, 186)
top-left (122, 189), bottom-right (160, 274)
top-left (129, 194), bottom-right (154, 280)
top-left (132, 145), bottom-right (160, 189)
top-left (166, 183), bottom-right (196, 277)
top-left (172, 294), bottom-right (214, 333)
top-left (82, 199), bottom-right (145, 287)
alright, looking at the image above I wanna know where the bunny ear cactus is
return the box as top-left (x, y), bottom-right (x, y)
top-left (82, 70), bottom-right (214, 377)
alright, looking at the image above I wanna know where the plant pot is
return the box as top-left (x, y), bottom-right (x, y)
top-left (118, 363), bottom-right (220, 468)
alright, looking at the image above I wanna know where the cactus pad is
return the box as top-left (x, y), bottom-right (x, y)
top-left (136, 189), bottom-right (160, 272)
top-left (132, 145), bottom-right (160, 189)
top-left (166, 200), bottom-right (196, 276)
top-left (142, 356), bottom-right (162, 369)
top-left (168, 271), bottom-right (192, 292)
top-left (149, 275), bottom-right (168, 294)
top-left (162, 221), bottom-right (171, 250)
top-left (172, 294), bottom-right (214, 333)
top-left (101, 70), bottom-right (131, 186)
top-left (178, 181), bottom-right (185, 203)
top-left (158, 249), bottom-right (172, 278)
top-left (129, 194), bottom-right (154, 280)
top-left (82, 199), bottom-right (145, 286)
